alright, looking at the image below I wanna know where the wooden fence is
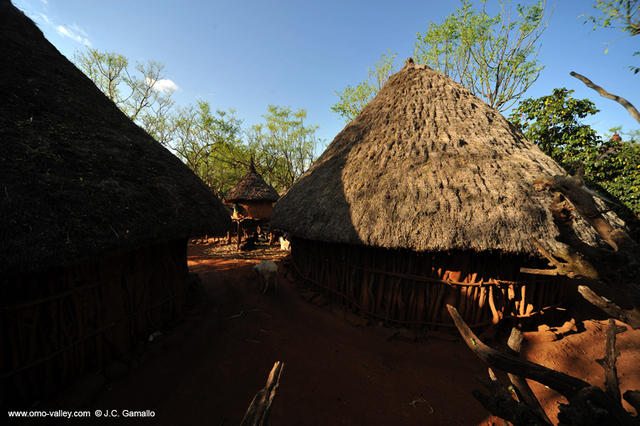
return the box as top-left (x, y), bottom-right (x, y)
top-left (0, 239), bottom-right (189, 407)
top-left (290, 238), bottom-right (575, 328)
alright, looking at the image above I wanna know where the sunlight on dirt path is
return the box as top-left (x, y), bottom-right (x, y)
top-left (89, 242), bottom-right (500, 425)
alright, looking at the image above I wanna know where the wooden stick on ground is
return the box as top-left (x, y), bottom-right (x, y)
top-left (599, 318), bottom-right (622, 405)
top-left (241, 361), bottom-right (285, 426)
top-left (507, 328), bottom-right (552, 424)
top-left (623, 390), bottom-right (640, 415)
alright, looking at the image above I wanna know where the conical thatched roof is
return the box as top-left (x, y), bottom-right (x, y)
top-left (0, 1), bottom-right (231, 275)
top-left (224, 162), bottom-right (279, 203)
top-left (272, 59), bottom-right (620, 256)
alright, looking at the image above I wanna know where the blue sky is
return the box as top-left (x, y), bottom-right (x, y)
top-left (14, 0), bottom-right (640, 150)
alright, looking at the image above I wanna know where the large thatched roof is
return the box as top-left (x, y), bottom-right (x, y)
top-left (0, 1), bottom-right (231, 275)
top-left (272, 59), bottom-right (621, 256)
top-left (224, 163), bottom-right (279, 203)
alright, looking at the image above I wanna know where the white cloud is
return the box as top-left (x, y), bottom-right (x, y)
top-left (69, 23), bottom-right (88, 37)
top-left (38, 12), bottom-right (51, 24)
top-left (15, 1), bottom-right (92, 47)
top-left (146, 78), bottom-right (179, 94)
top-left (55, 24), bottom-right (91, 46)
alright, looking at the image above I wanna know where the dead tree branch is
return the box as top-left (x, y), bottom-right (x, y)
top-left (447, 305), bottom-right (640, 425)
top-left (241, 361), bottom-right (284, 426)
top-left (532, 175), bottom-right (640, 317)
top-left (446, 305), bottom-right (590, 397)
top-left (578, 286), bottom-right (640, 329)
top-left (472, 367), bottom-right (548, 426)
top-left (570, 71), bottom-right (640, 124)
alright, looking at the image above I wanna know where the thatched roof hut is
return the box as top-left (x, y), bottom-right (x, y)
top-left (272, 59), bottom-right (623, 328)
top-left (225, 162), bottom-right (279, 220)
top-left (0, 2), bottom-right (231, 275)
top-left (0, 0), bottom-right (231, 406)
top-left (273, 60), bottom-right (614, 254)
top-left (225, 162), bottom-right (279, 204)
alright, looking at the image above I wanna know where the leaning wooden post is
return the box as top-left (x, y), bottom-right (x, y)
top-left (506, 327), bottom-right (552, 424)
top-left (237, 220), bottom-right (242, 251)
top-left (241, 361), bottom-right (285, 426)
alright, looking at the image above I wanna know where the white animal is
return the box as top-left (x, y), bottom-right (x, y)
top-left (279, 235), bottom-right (291, 251)
top-left (253, 260), bottom-right (279, 294)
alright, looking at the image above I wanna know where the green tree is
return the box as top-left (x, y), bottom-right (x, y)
top-left (509, 88), bottom-right (600, 173)
top-left (414, 0), bottom-right (549, 111)
top-left (590, 132), bottom-right (640, 213)
top-left (74, 50), bottom-right (323, 196)
top-left (171, 101), bottom-right (247, 196)
top-left (510, 88), bottom-right (640, 213)
top-left (331, 51), bottom-right (397, 122)
top-left (332, 1), bottom-right (550, 120)
top-left (247, 106), bottom-right (321, 191)
top-left (73, 48), bottom-right (175, 140)
top-left (586, 0), bottom-right (639, 73)
top-left (570, 2), bottom-right (640, 125)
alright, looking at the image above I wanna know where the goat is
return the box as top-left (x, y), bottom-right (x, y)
top-left (253, 260), bottom-right (278, 294)
top-left (279, 233), bottom-right (291, 251)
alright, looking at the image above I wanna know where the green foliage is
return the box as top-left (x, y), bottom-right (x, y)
top-left (587, 0), bottom-right (639, 35)
top-left (510, 88), bottom-right (640, 213)
top-left (414, 0), bottom-right (548, 111)
top-left (171, 101), bottom-right (246, 197)
top-left (170, 104), bottom-right (320, 197)
top-left (74, 49), bottom-right (128, 102)
top-left (75, 49), bottom-right (322, 196)
top-left (332, 1), bottom-right (549, 120)
top-left (586, 0), bottom-right (639, 74)
top-left (509, 88), bottom-right (600, 171)
top-left (589, 135), bottom-right (640, 213)
top-left (247, 106), bottom-right (321, 191)
top-left (73, 48), bottom-right (175, 138)
top-left (331, 50), bottom-right (397, 122)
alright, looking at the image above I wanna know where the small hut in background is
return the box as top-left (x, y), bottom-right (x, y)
top-left (272, 59), bottom-right (625, 329)
top-left (224, 161), bottom-right (279, 247)
top-left (0, 1), bottom-right (231, 407)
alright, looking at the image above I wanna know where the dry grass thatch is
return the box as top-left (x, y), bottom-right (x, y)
top-left (272, 59), bottom-right (624, 256)
top-left (0, 2), bottom-right (232, 275)
top-left (224, 163), bottom-right (279, 203)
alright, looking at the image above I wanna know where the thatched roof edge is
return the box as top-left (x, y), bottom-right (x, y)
top-left (224, 165), bottom-right (279, 203)
top-left (0, 2), bottom-right (232, 274)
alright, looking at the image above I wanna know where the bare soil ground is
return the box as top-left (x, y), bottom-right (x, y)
top-left (88, 242), bottom-right (640, 425)
top-left (522, 319), bottom-right (640, 423)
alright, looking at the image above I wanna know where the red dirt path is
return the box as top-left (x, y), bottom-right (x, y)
top-left (90, 242), bottom-right (640, 425)
top-left (91, 243), bottom-right (495, 425)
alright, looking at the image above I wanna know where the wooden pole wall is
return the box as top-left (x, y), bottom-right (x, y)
top-left (290, 238), bottom-right (574, 329)
top-left (0, 239), bottom-right (189, 408)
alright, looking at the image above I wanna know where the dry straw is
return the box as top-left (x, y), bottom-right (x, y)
top-left (224, 162), bottom-right (279, 203)
top-left (272, 59), bottom-right (620, 256)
